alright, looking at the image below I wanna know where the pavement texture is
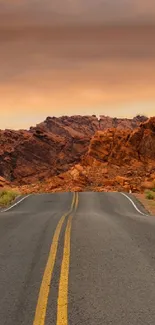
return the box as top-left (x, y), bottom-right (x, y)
top-left (0, 191), bottom-right (155, 325)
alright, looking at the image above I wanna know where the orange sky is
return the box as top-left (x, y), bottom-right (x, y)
top-left (0, 2), bottom-right (155, 129)
top-left (1, 57), bottom-right (155, 129)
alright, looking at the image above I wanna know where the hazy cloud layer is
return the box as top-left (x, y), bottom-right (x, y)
top-left (0, 2), bottom-right (155, 128)
top-left (0, 0), bottom-right (155, 25)
top-left (0, 26), bottom-right (155, 82)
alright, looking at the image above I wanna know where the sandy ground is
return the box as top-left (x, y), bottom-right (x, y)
top-left (134, 193), bottom-right (155, 216)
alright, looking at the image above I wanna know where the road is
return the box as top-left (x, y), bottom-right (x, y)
top-left (0, 192), bottom-right (155, 325)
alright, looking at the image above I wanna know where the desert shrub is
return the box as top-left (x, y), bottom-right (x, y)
top-left (145, 190), bottom-right (154, 200)
top-left (0, 189), bottom-right (18, 207)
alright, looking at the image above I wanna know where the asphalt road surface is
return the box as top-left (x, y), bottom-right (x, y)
top-left (0, 192), bottom-right (155, 325)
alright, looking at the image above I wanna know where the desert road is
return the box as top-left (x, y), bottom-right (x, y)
top-left (1, 192), bottom-right (155, 325)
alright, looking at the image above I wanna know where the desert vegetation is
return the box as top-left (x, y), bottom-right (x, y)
top-left (0, 189), bottom-right (18, 207)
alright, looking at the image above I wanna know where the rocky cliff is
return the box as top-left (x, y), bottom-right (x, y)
top-left (0, 115), bottom-right (148, 185)
top-left (88, 116), bottom-right (155, 164)
top-left (79, 116), bottom-right (155, 192)
top-left (12, 116), bottom-right (155, 194)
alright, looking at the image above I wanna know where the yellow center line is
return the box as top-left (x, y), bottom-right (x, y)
top-left (33, 192), bottom-right (76, 325)
top-left (57, 192), bottom-right (79, 325)
top-left (74, 191), bottom-right (79, 211)
top-left (71, 192), bottom-right (76, 211)
top-left (56, 215), bottom-right (73, 325)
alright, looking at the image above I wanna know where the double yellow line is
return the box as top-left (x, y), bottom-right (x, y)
top-left (33, 192), bottom-right (78, 325)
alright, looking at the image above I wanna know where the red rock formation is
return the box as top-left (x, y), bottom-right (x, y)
top-left (99, 114), bottom-right (147, 130)
top-left (0, 115), bottom-right (149, 186)
top-left (89, 117), bottom-right (155, 163)
top-left (0, 128), bottom-right (89, 185)
top-left (0, 176), bottom-right (11, 188)
top-left (80, 117), bottom-right (155, 192)
top-left (18, 117), bottom-right (155, 194)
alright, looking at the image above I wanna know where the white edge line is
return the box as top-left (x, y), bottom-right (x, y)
top-left (1, 194), bottom-right (32, 213)
top-left (120, 192), bottom-right (149, 216)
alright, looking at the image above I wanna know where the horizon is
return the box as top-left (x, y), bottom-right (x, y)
top-left (0, 113), bottom-right (152, 131)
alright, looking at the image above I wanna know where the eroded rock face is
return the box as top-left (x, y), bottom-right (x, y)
top-left (99, 115), bottom-right (148, 130)
top-left (89, 117), bottom-right (155, 163)
top-left (0, 115), bottom-right (149, 186)
top-left (17, 117), bottom-right (155, 194)
top-left (0, 128), bottom-right (89, 185)
top-left (80, 117), bottom-right (155, 192)
top-left (0, 176), bottom-right (11, 188)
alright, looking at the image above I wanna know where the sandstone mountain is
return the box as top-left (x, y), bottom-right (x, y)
top-left (0, 115), bottom-right (147, 186)
top-left (23, 116), bottom-right (154, 194)
top-left (2, 115), bottom-right (154, 194)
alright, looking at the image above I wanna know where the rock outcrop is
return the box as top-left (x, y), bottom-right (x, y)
top-left (0, 114), bottom-right (149, 186)
top-left (89, 116), bottom-right (155, 163)
top-left (79, 117), bottom-right (155, 192)
top-left (18, 117), bottom-right (155, 194)
top-left (99, 115), bottom-right (148, 130)
top-left (0, 176), bottom-right (11, 188)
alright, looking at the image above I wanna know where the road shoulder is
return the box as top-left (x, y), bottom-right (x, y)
top-left (133, 193), bottom-right (155, 216)
top-left (0, 194), bottom-right (30, 213)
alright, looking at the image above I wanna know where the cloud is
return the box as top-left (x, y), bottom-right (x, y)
top-left (0, 25), bottom-right (155, 83)
top-left (0, 0), bottom-right (155, 26)
top-left (0, 2), bottom-right (155, 128)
